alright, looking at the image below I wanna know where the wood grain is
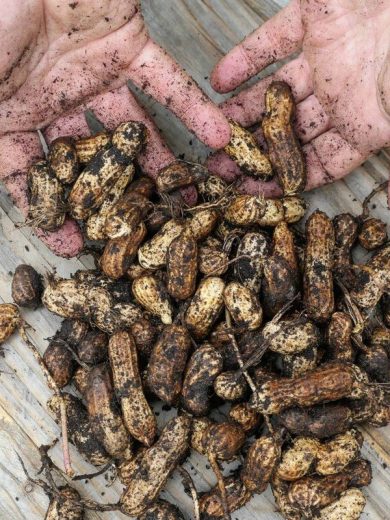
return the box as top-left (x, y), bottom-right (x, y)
top-left (0, 0), bottom-right (389, 518)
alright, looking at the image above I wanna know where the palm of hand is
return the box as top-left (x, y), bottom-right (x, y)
top-left (210, 0), bottom-right (390, 197)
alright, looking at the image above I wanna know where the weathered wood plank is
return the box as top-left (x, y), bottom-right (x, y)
top-left (0, 0), bottom-right (389, 519)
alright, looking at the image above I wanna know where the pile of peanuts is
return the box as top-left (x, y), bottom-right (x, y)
top-left (1, 81), bottom-right (390, 520)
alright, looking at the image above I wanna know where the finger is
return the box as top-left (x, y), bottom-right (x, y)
top-left (294, 95), bottom-right (332, 143)
top-left (127, 40), bottom-right (231, 149)
top-left (45, 86), bottom-right (197, 205)
top-left (220, 54), bottom-right (313, 127)
top-left (0, 132), bottom-right (83, 257)
top-left (211, 0), bottom-right (303, 93)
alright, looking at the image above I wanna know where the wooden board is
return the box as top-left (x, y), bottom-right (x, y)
top-left (0, 0), bottom-right (389, 518)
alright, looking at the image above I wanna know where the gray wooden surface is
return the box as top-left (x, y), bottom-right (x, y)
top-left (0, 1), bottom-right (389, 519)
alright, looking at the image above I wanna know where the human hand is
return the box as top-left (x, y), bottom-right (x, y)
top-left (208, 0), bottom-right (390, 200)
top-left (0, 0), bottom-right (230, 257)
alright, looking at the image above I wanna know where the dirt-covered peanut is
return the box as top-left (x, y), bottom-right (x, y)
top-left (199, 244), bottom-right (228, 276)
top-left (234, 232), bottom-right (269, 292)
top-left (133, 275), bottom-right (173, 325)
top-left (187, 209), bottom-right (219, 241)
top-left (185, 277), bottom-right (225, 339)
top-left (109, 331), bottom-right (156, 446)
top-left (110, 302), bottom-right (143, 331)
top-left (77, 330), bottom-right (108, 365)
top-left (357, 344), bottom-right (390, 383)
top-left (262, 315), bottom-right (320, 355)
top-left (43, 338), bottom-right (75, 388)
top-left (381, 294), bottom-right (390, 328)
top-left (42, 278), bottom-right (90, 320)
top-left (223, 282), bottom-right (262, 330)
top-left (128, 175), bottom-right (155, 198)
top-left (147, 324), bottom-right (191, 405)
top-left (304, 210), bottom-right (335, 322)
top-left (313, 488), bottom-right (366, 520)
top-left (127, 262), bottom-right (153, 280)
top-left (351, 244), bottom-right (390, 308)
top-left (327, 312), bottom-right (354, 362)
top-left (282, 196), bottom-right (306, 223)
top-left (271, 476), bottom-right (301, 520)
top-left (272, 221), bottom-right (299, 282)
top-left (371, 327), bottom-right (390, 354)
top-left (261, 256), bottom-right (298, 317)
top-left (316, 430), bottom-right (363, 475)
top-left (166, 230), bottom-right (198, 300)
top-left (104, 192), bottom-right (149, 240)
top-left (27, 160), bottom-right (66, 230)
top-left (199, 475), bottom-right (252, 519)
top-left (85, 364), bottom-right (132, 458)
top-left (229, 403), bottom-right (262, 434)
top-left (73, 271), bottom-right (132, 303)
top-left (118, 447), bottom-right (148, 485)
top-left (119, 416), bottom-right (190, 516)
top-left (11, 264), bottom-right (43, 308)
top-left (101, 222), bottom-right (146, 280)
top-left (224, 194), bottom-right (266, 226)
top-left (75, 131), bottom-right (111, 164)
top-left (257, 199), bottom-right (285, 227)
top-left (250, 363), bottom-right (367, 415)
top-left (138, 500), bottom-right (185, 520)
top-left (156, 161), bottom-right (208, 192)
top-left (111, 121), bottom-right (148, 158)
top-left (214, 371), bottom-right (248, 401)
top-left (282, 345), bottom-right (319, 378)
top-left (333, 213), bottom-right (358, 287)
top-left (190, 417), bottom-right (212, 455)
top-left (45, 485), bottom-right (84, 520)
top-left (181, 343), bottom-right (223, 416)
top-left (262, 81), bottom-right (306, 195)
top-left (224, 119), bottom-right (273, 179)
top-left (130, 319), bottom-right (157, 358)
top-left (48, 393), bottom-right (109, 466)
top-left (278, 403), bottom-right (354, 439)
top-left (277, 437), bottom-right (320, 481)
top-left (241, 435), bottom-right (281, 493)
top-left (138, 219), bottom-right (184, 270)
top-left (48, 136), bottom-right (79, 184)
top-left (85, 165), bottom-right (134, 240)
top-left (287, 459), bottom-right (371, 513)
top-left (207, 422), bottom-right (246, 460)
top-left (73, 366), bottom-right (90, 396)
top-left (57, 318), bottom-right (89, 347)
top-left (198, 174), bottom-right (229, 202)
top-left (358, 217), bottom-right (387, 250)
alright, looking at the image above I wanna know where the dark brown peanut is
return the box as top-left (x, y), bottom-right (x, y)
top-left (119, 416), bottom-right (190, 516)
top-left (109, 331), bottom-right (156, 446)
top-left (57, 319), bottom-right (89, 347)
top-left (304, 210), bottom-right (335, 322)
top-left (224, 194), bottom-right (266, 226)
top-left (199, 475), bottom-right (252, 518)
top-left (77, 330), bottom-right (108, 364)
top-left (262, 81), bottom-right (306, 194)
top-left (11, 264), bottom-right (43, 308)
top-left (333, 213), bottom-right (358, 287)
top-left (235, 232), bottom-right (269, 292)
top-left (166, 229), bottom-right (198, 300)
top-left (48, 136), bottom-right (79, 184)
top-left (43, 338), bottom-right (75, 388)
top-left (271, 476), bottom-right (301, 520)
top-left (241, 435), bottom-right (281, 493)
top-left (156, 161), bottom-right (208, 192)
top-left (261, 256), bottom-right (298, 317)
top-left (147, 325), bottom-right (191, 405)
top-left (327, 312), bottom-right (354, 362)
top-left (181, 343), bottom-right (223, 416)
top-left (381, 294), bottom-right (390, 327)
top-left (357, 344), bottom-right (390, 383)
top-left (130, 318), bottom-right (157, 358)
top-left (73, 366), bottom-right (89, 396)
top-left (358, 217), bottom-right (387, 250)
top-left (272, 221), bottom-right (299, 283)
top-left (47, 393), bottom-right (109, 466)
top-left (104, 191), bottom-right (149, 239)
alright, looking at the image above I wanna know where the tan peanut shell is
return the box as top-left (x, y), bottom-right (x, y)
top-left (187, 209), bottom-right (219, 240)
top-left (85, 165), bottom-right (134, 240)
top-left (27, 160), bottom-right (66, 230)
top-left (75, 131), bottom-right (111, 164)
top-left (272, 221), bottom-right (299, 281)
top-left (42, 278), bottom-right (90, 320)
top-left (277, 437), bottom-right (320, 481)
top-left (313, 488), bottom-right (366, 520)
top-left (327, 312), bottom-right (354, 362)
top-left (181, 343), bottom-right (223, 416)
top-left (250, 362), bottom-right (367, 415)
top-left (48, 136), bottom-right (79, 184)
top-left (156, 161), bottom-right (208, 192)
top-left (223, 282), bottom-right (263, 330)
top-left (132, 274), bottom-right (173, 324)
top-left (147, 324), bottom-right (191, 405)
top-left (47, 393), bottom-right (109, 466)
top-left (108, 331), bottom-right (156, 446)
top-left (224, 120), bottom-right (273, 179)
top-left (11, 264), bottom-right (43, 309)
top-left (85, 364), bottom-right (132, 458)
top-left (138, 219), bottom-right (184, 270)
top-left (282, 196), bottom-right (306, 223)
top-left (111, 121), bottom-right (148, 158)
top-left (73, 366), bottom-right (90, 396)
top-left (304, 210), bottom-right (335, 322)
top-left (235, 232), bottom-right (269, 292)
top-left (241, 435), bottom-right (281, 492)
top-left (166, 230), bottom-right (198, 300)
top-left (257, 199), bottom-right (285, 227)
top-left (271, 476), bottom-right (301, 520)
top-left (199, 245), bottom-right (228, 276)
top-left (45, 486), bottom-right (84, 520)
top-left (282, 345), bottom-right (319, 378)
top-left (199, 475), bottom-right (252, 518)
top-left (358, 217), bottom-right (387, 250)
top-left (100, 222), bottom-right (146, 279)
top-left (262, 81), bottom-right (306, 194)
top-left (119, 416), bottom-right (190, 516)
top-left (224, 194), bottom-right (265, 226)
top-left (104, 192), bottom-right (148, 239)
top-left (0, 303), bottom-right (20, 344)
top-left (184, 277), bottom-right (225, 339)
top-left (229, 403), bottom-right (262, 433)
top-left (198, 174), bottom-right (229, 202)
top-left (214, 371), bottom-right (248, 401)
top-left (351, 244), bottom-right (390, 308)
